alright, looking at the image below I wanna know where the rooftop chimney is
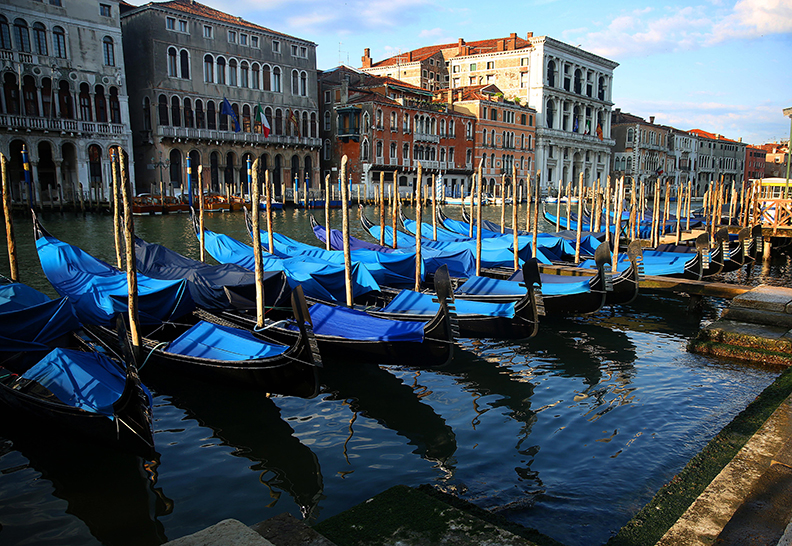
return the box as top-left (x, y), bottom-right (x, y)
top-left (526, 32), bottom-right (533, 38)
top-left (649, 116), bottom-right (655, 124)
top-left (510, 32), bottom-right (518, 49)
top-left (497, 39), bottom-right (505, 51)
top-left (407, 51), bottom-right (413, 62)
top-left (361, 48), bottom-right (372, 69)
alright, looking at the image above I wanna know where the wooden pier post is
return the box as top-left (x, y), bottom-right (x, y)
top-left (612, 177), bottom-right (624, 273)
top-left (604, 177), bottom-right (611, 246)
top-left (250, 159), bottom-right (265, 328)
top-left (199, 165), bottom-right (206, 262)
top-left (686, 180), bottom-right (692, 231)
top-left (1, 154), bottom-right (18, 281)
top-left (340, 156), bottom-right (353, 307)
top-left (555, 182), bottom-right (562, 232)
top-left (675, 182), bottom-right (683, 245)
top-left (119, 149), bottom-right (141, 354)
top-left (526, 173), bottom-right (533, 234)
top-left (379, 171), bottom-right (385, 246)
top-left (532, 171), bottom-right (541, 259)
top-left (110, 147), bottom-right (123, 269)
top-left (415, 162), bottom-right (423, 292)
top-left (574, 173), bottom-right (584, 264)
top-left (512, 163), bottom-right (519, 271)
top-left (264, 169), bottom-right (273, 255)
top-left (565, 181), bottom-right (572, 232)
top-left (431, 174), bottom-right (437, 241)
top-left (476, 161), bottom-right (483, 276)
top-left (500, 174), bottom-right (506, 234)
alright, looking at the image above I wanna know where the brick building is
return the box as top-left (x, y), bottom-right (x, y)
top-left (120, 0), bottom-right (320, 196)
top-left (744, 145), bottom-right (766, 181)
top-left (436, 84), bottom-right (536, 196)
top-left (319, 66), bottom-right (474, 199)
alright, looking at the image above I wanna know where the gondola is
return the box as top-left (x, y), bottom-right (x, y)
top-left (198, 221), bottom-right (541, 340)
top-left (0, 279), bottom-right (154, 456)
top-left (33, 213), bottom-right (322, 397)
top-left (140, 230), bottom-right (456, 367)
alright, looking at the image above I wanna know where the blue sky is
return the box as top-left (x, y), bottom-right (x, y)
top-left (198, 0), bottom-right (791, 145)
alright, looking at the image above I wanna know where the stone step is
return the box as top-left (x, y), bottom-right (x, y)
top-left (731, 285), bottom-right (792, 314)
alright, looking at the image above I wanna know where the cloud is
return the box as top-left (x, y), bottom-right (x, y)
top-left (573, 0), bottom-right (792, 60)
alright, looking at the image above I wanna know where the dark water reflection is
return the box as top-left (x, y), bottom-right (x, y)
top-left (0, 207), bottom-right (786, 546)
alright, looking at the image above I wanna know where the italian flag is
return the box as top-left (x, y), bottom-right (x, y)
top-left (254, 104), bottom-right (271, 137)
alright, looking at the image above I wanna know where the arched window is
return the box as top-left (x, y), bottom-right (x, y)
top-left (466, 121), bottom-right (472, 138)
top-left (390, 141), bottom-right (397, 160)
top-left (274, 109), bottom-right (283, 135)
top-left (94, 84), bottom-right (107, 122)
top-left (218, 101), bottom-right (228, 131)
top-left (627, 128), bottom-right (634, 142)
top-left (41, 77), bottom-right (53, 117)
top-left (158, 94), bottom-right (169, 125)
top-left (272, 66), bottom-right (281, 92)
top-left (240, 61), bottom-right (249, 88)
top-left (167, 47), bottom-right (178, 77)
top-left (33, 23), bottom-right (47, 55)
top-left (262, 64), bottom-right (271, 91)
top-left (574, 69), bottom-right (582, 94)
top-left (323, 139), bottom-right (331, 160)
top-left (169, 149), bottom-right (182, 187)
top-left (546, 99), bottom-right (555, 129)
top-left (0, 16), bottom-right (11, 50)
top-left (216, 57), bottom-right (226, 85)
top-left (291, 70), bottom-right (299, 95)
top-left (466, 149), bottom-right (472, 165)
top-left (598, 76), bottom-right (606, 101)
top-left (22, 75), bottom-right (37, 116)
top-left (242, 104), bottom-right (251, 132)
top-left (363, 112), bottom-right (370, 132)
top-left (14, 19), bottom-right (30, 53)
top-left (142, 96), bottom-right (151, 131)
top-left (547, 60), bottom-right (555, 87)
top-left (109, 87), bottom-right (120, 123)
top-left (300, 71), bottom-right (307, 96)
top-left (440, 119), bottom-right (446, 135)
top-left (301, 111), bottom-right (308, 138)
top-left (102, 36), bottom-right (115, 66)
top-left (184, 97), bottom-right (193, 128)
top-left (204, 54), bottom-right (213, 82)
top-left (265, 107), bottom-right (273, 132)
top-left (52, 26), bottom-right (66, 58)
top-left (375, 140), bottom-right (383, 159)
top-left (251, 63), bottom-right (259, 90)
top-left (361, 138), bottom-right (369, 161)
top-left (171, 95), bottom-right (181, 127)
top-left (180, 50), bottom-right (190, 79)
top-left (88, 144), bottom-right (102, 186)
top-left (449, 120), bottom-right (455, 136)
top-left (207, 100), bottom-right (216, 129)
top-left (195, 99), bottom-right (204, 128)
top-left (375, 109), bottom-right (382, 128)
top-left (79, 82), bottom-right (92, 121)
top-left (58, 80), bottom-right (73, 119)
top-left (323, 110), bottom-right (330, 131)
top-left (228, 59), bottom-right (237, 86)
top-left (390, 111), bottom-right (397, 129)
top-left (310, 112), bottom-right (317, 138)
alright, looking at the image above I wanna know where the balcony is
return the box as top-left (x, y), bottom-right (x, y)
top-left (414, 132), bottom-right (440, 143)
top-left (0, 114), bottom-right (126, 137)
top-left (157, 125), bottom-right (321, 147)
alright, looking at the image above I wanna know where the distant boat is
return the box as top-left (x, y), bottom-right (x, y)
top-left (132, 193), bottom-right (163, 216)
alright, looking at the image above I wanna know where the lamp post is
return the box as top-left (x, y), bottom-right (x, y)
top-left (784, 107), bottom-right (792, 199)
top-left (149, 151), bottom-right (170, 202)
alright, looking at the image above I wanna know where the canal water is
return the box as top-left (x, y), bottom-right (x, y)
top-left (0, 205), bottom-right (789, 546)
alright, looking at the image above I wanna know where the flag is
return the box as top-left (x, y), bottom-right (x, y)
top-left (220, 97), bottom-right (241, 132)
top-left (573, 116), bottom-right (579, 132)
top-left (254, 104), bottom-right (270, 137)
top-left (287, 108), bottom-right (300, 137)
top-left (21, 144), bottom-right (32, 207)
top-left (596, 123), bottom-right (603, 141)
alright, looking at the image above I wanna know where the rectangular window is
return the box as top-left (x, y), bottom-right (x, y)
top-left (251, 36), bottom-right (259, 48)
top-left (486, 61), bottom-right (494, 69)
top-left (179, 20), bottom-right (187, 33)
top-left (228, 30), bottom-right (237, 43)
top-left (99, 3), bottom-right (111, 16)
top-left (469, 63), bottom-right (476, 71)
top-left (300, 46), bottom-right (307, 57)
top-left (272, 40), bottom-right (280, 53)
top-left (49, 0), bottom-right (62, 5)
top-left (166, 17), bottom-right (175, 30)
top-left (324, 90), bottom-right (331, 103)
top-left (240, 34), bottom-right (248, 45)
top-left (203, 25), bottom-right (213, 38)
top-left (452, 65), bottom-right (459, 73)
top-left (291, 44), bottom-right (299, 56)
top-left (520, 57), bottom-right (529, 66)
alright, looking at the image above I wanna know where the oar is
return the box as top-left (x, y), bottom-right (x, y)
top-left (415, 162), bottom-right (423, 292)
top-left (340, 156), bottom-right (353, 306)
top-left (250, 158), bottom-right (265, 328)
top-left (119, 147), bottom-right (141, 355)
top-left (1, 153), bottom-right (18, 281)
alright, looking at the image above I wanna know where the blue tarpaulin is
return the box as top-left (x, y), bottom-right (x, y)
top-left (282, 303), bottom-right (426, 342)
top-left (20, 348), bottom-right (152, 416)
top-left (165, 321), bottom-right (288, 361)
top-left (0, 283), bottom-right (81, 351)
top-left (36, 235), bottom-right (194, 326)
top-left (382, 289), bottom-right (515, 319)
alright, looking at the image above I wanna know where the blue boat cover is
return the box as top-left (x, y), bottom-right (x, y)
top-left (459, 274), bottom-right (590, 297)
top-left (579, 250), bottom-right (691, 276)
top-left (262, 230), bottom-right (419, 287)
top-left (36, 235), bottom-right (194, 326)
top-left (382, 290), bottom-right (515, 319)
top-left (166, 321), bottom-right (287, 361)
top-left (200, 228), bottom-right (380, 302)
top-left (0, 283), bottom-right (81, 351)
top-left (20, 347), bottom-right (152, 417)
top-left (282, 303), bottom-right (425, 342)
top-left (313, 223), bottom-right (477, 278)
top-left (135, 238), bottom-right (290, 310)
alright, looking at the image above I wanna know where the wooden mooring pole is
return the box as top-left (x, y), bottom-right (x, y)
top-left (1, 154), bottom-right (18, 281)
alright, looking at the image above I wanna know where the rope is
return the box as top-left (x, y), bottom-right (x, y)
top-left (140, 341), bottom-right (169, 371)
